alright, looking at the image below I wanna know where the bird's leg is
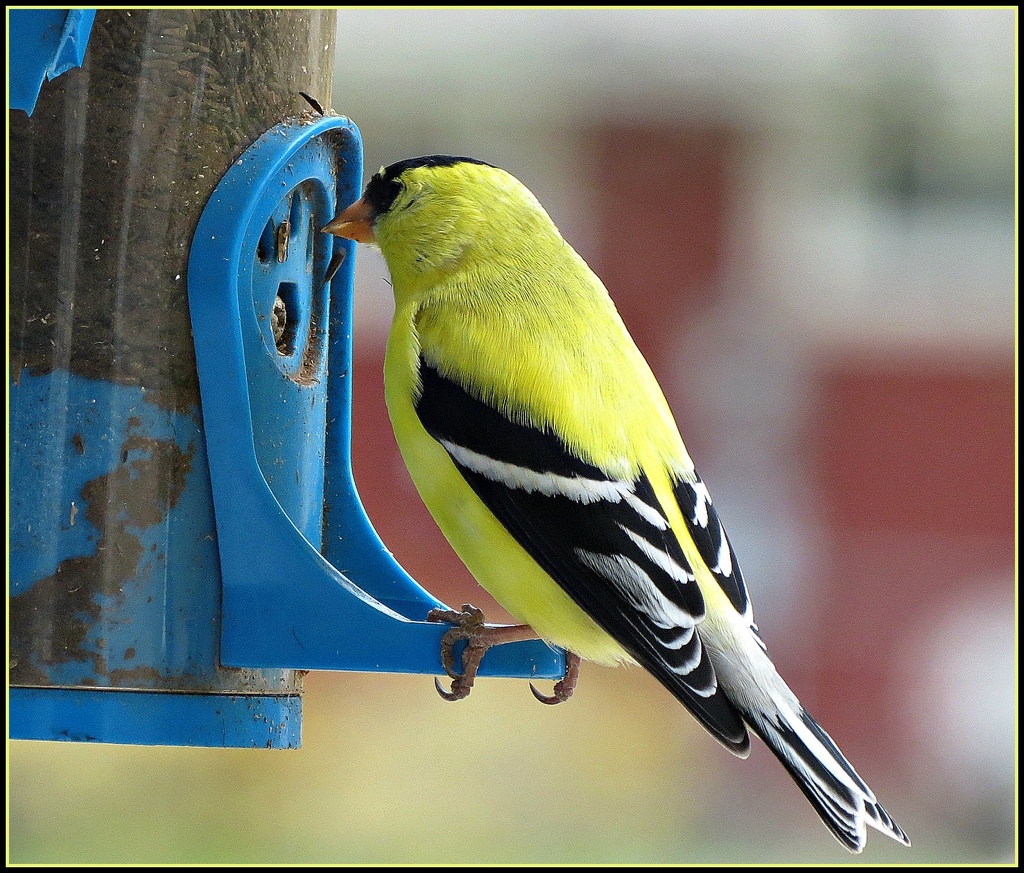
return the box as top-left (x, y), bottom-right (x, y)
top-left (426, 604), bottom-right (581, 704)
top-left (530, 650), bottom-right (582, 705)
top-left (426, 603), bottom-right (537, 701)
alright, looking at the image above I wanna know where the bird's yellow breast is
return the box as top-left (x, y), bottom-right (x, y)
top-left (383, 302), bottom-right (632, 663)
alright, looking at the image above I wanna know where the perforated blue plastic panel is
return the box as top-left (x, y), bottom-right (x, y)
top-left (188, 114), bottom-right (564, 680)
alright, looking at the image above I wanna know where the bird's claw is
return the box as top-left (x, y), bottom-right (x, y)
top-left (529, 650), bottom-right (582, 705)
top-left (433, 675), bottom-right (473, 702)
top-left (427, 603), bottom-right (485, 630)
top-left (426, 605), bottom-right (572, 704)
top-left (427, 604), bottom-right (490, 700)
top-left (428, 604), bottom-right (487, 678)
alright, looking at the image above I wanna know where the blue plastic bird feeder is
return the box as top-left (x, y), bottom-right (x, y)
top-left (9, 9), bottom-right (562, 749)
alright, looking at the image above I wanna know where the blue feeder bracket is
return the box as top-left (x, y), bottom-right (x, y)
top-left (188, 114), bottom-right (564, 681)
top-left (8, 8), bottom-right (96, 115)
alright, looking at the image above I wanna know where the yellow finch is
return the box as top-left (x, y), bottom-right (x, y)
top-left (324, 155), bottom-right (910, 853)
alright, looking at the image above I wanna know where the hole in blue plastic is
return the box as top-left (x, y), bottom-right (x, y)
top-left (257, 218), bottom-right (275, 264)
top-left (275, 282), bottom-right (300, 356)
top-left (249, 180), bottom-right (332, 386)
top-left (289, 190), bottom-right (303, 239)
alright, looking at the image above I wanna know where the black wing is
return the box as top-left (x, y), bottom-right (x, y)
top-left (672, 474), bottom-right (751, 619)
top-left (415, 359), bottom-right (749, 754)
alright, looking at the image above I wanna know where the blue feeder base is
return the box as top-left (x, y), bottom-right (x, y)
top-left (9, 687), bottom-right (303, 748)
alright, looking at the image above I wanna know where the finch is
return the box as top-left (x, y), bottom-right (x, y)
top-left (324, 155), bottom-right (910, 852)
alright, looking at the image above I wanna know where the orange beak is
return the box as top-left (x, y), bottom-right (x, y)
top-left (322, 197), bottom-right (376, 242)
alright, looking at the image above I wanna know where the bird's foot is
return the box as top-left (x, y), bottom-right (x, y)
top-left (426, 603), bottom-right (536, 702)
top-left (529, 650), bottom-right (582, 705)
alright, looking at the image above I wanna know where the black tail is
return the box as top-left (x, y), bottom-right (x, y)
top-left (746, 702), bottom-right (910, 852)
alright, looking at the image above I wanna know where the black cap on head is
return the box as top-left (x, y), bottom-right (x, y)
top-left (362, 155), bottom-right (495, 217)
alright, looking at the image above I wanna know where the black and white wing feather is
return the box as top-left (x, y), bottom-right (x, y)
top-left (415, 359), bottom-right (749, 754)
top-left (671, 472), bottom-right (773, 653)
